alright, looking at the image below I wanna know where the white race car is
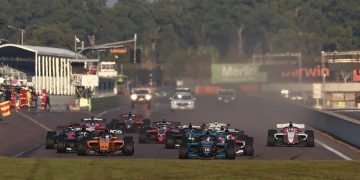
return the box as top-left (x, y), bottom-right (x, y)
top-left (267, 122), bottom-right (314, 147)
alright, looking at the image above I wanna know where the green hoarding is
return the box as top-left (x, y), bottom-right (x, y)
top-left (211, 63), bottom-right (267, 84)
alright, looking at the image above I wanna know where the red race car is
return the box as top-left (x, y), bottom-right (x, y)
top-left (106, 113), bottom-right (151, 132)
top-left (139, 120), bottom-right (181, 146)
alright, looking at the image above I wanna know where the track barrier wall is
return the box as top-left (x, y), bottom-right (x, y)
top-left (90, 95), bottom-right (127, 112)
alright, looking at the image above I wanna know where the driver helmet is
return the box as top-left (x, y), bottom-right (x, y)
top-left (188, 123), bottom-right (192, 129)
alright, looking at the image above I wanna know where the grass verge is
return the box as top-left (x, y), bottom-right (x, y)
top-left (0, 158), bottom-right (358, 180)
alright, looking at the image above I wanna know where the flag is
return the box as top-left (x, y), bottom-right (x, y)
top-left (0, 101), bottom-right (11, 117)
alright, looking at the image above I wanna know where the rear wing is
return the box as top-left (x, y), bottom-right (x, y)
top-left (152, 121), bottom-right (181, 127)
top-left (204, 122), bottom-right (230, 130)
top-left (178, 125), bottom-right (202, 129)
top-left (82, 117), bottom-right (104, 122)
top-left (121, 114), bottom-right (142, 118)
top-left (276, 123), bottom-right (305, 129)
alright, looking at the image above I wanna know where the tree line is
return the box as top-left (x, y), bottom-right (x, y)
top-left (0, 0), bottom-right (359, 79)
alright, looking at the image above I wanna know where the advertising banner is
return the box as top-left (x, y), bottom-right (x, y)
top-left (211, 64), bottom-right (267, 84)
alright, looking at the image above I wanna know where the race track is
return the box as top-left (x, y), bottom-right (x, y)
top-left (0, 94), bottom-right (358, 160)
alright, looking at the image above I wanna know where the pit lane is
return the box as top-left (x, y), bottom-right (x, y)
top-left (1, 94), bottom-right (357, 160)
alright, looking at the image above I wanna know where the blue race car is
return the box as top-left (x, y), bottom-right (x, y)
top-left (179, 132), bottom-right (236, 159)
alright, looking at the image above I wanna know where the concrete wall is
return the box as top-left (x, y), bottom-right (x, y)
top-left (303, 106), bottom-right (360, 148)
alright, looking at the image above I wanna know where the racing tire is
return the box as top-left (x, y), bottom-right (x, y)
top-left (165, 137), bottom-right (175, 149)
top-left (123, 137), bottom-right (135, 156)
top-left (179, 142), bottom-right (188, 159)
top-left (57, 138), bottom-right (67, 153)
top-left (45, 131), bottom-right (57, 149)
top-left (143, 119), bottom-right (151, 128)
top-left (243, 137), bottom-right (254, 156)
top-left (305, 130), bottom-right (315, 147)
top-left (139, 129), bottom-right (147, 144)
top-left (267, 129), bottom-right (277, 146)
top-left (77, 140), bottom-right (88, 156)
top-left (225, 140), bottom-right (236, 160)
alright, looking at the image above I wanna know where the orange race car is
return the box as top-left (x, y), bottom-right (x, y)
top-left (77, 131), bottom-right (134, 156)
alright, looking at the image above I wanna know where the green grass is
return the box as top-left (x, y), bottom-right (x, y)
top-left (0, 158), bottom-right (358, 180)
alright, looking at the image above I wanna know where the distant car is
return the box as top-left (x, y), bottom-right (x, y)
top-left (130, 88), bottom-right (152, 109)
top-left (106, 113), bottom-right (151, 133)
top-left (217, 88), bottom-right (236, 103)
top-left (170, 92), bottom-right (196, 111)
top-left (174, 87), bottom-right (194, 96)
top-left (77, 131), bottom-right (134, 156)
top-left (152, 87), bottom-right (175, 97)
top-left (179, 132), bottom-right (236, 159)
top-left (267, 122), bottom-right (314, 147)
top-left (139, 120), bottom-right (181, 144)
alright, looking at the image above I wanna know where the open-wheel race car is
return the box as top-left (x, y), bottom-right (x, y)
top-left (179, 131), bottom-right (236, 159)
top-left (106, 113), bottom-right (151, 132)
top-left (267, 122), bottom-right (314, 147)
top-left (139, 119), bottom-right (181, 144)
top-left (45, 123), bottom-right (82, 149)
top-left (165, 123), bottom-right (205, 149)
top-left (77, 130), bottom-right (134, 156)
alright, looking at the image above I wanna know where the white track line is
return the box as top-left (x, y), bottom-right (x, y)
top-left (16, 111), bottom-right (53, 131)
top-left (12, 143), bottom-right (42, 158)
top-left (315, 139), bottom-right (353, 160)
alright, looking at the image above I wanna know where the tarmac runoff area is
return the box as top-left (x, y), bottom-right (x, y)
top-left (0, 94), bottom-right (358, 160)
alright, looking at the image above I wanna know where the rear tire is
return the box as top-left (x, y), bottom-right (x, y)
top-left (243, 137), bottom-right (254, 156)
top-left (123, 137), bottom-right (135, 156)
top-left (267, 129), bottom-right (277, 146)
top-left (225, 140), bottom-right (236, 160)
top-left (305, 130), bottom-right (315, 147)
top-left (179, 142), bottom-right (188, 159)
top-left (45, 131), bottom-right (57, 149)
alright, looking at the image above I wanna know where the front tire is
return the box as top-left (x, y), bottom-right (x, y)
top-left (139, 129), bottom-right (147, 144)
top-left (225, 140), bottom-right (236, 160)
top-left (267, 129), bottom-right (277, 146)
top-left (179, 142), bottom-right (188, 159)
top-left (45, 131), bottom-right (57, 149)
top-left (56, 138), bottom-right (67, 153)
top-left (165, 136), bottom-right (175, 149)
top-left (243, 137), bottom-right (254, 156)
top-left (77, 140), bottom-right (88, 156)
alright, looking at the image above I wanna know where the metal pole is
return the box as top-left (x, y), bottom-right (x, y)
top-left (133, 34), bottom-right (137, 63)
top-left (21, 29), bottom-right (24, 45)
top-left (298, 53), bottom-right (302, 83)
top-left (321, 51), bottom-right (325, 107)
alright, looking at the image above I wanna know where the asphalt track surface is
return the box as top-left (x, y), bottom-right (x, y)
top-left (0, 94), bottom-right (358, 160)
